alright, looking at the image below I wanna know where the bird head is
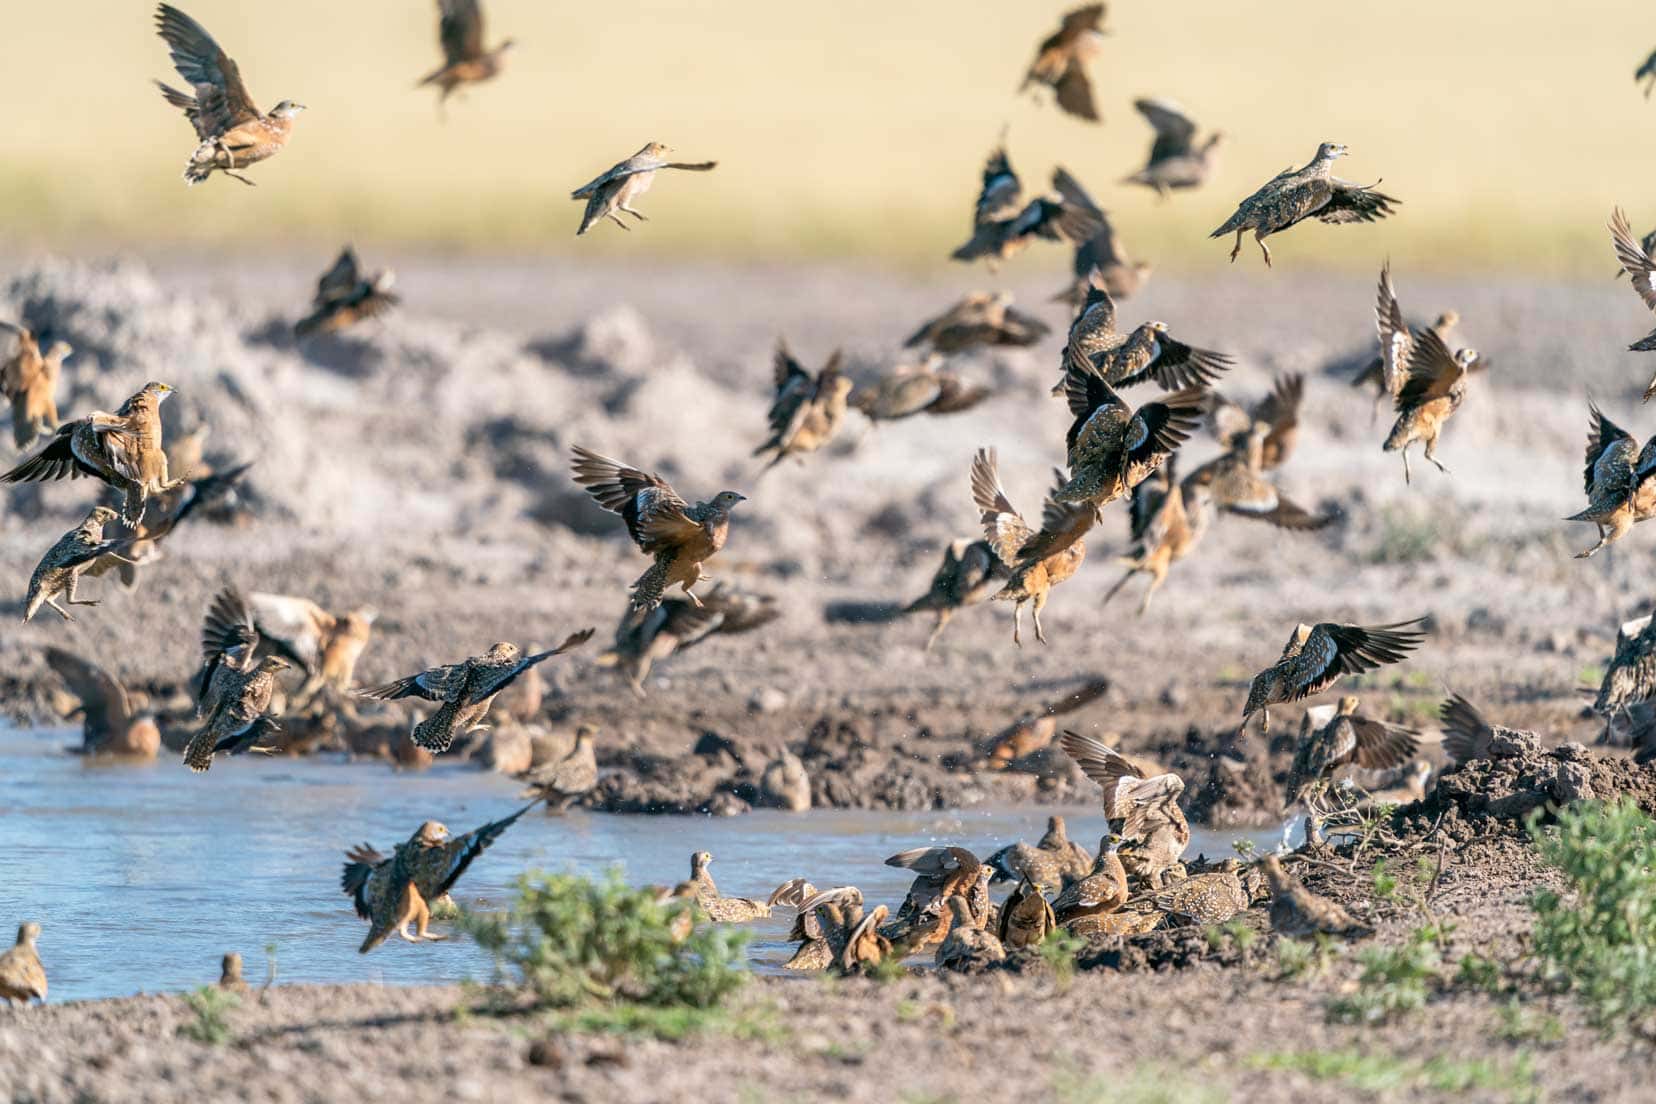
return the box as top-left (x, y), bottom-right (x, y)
top-left (86, 505), bottom-right (120, 527)
top-left (486, 642), bottom-right (522, 662)
top-left (347, 606), bottom-right (379, 630)
top-left (1314, 142), bottom-right (1348, 161)
top-left (1454, 348), bottom-right (1480, 370)
top-left (44, 340), bottom-right (72, 362)
top-left (16, 921), bottom-right (40, 944)
top-left (691, 850), bottom-right (712, 874)
top-left (1435, 310), bottom-right (1461, 330)
top-left (372, 270), bottom-right (397, 293)
top-left (1046, 814), bottom-right (1067, 838)
top-left (1101, 832), bottom-right (1125, 855)
top-left (1336, 695), bottom-right (1360, 716)
top-left (1144, 320), bottom-right (1169, 335)
top-left (497, 37), bottom-right (517, 53)
top-left (221, 952), bottom-right (243, 979)
top-left (141, 381), bottom-right (176, 402)
top-left (642, 141), bottom-right (672, 157)
top-left (415, 821), bottom-right (449, 846)
top-left (575, 724), bottom-right (598, 745)
top-left (271, 101), bottom-right (307, 119)
top-left (710, 491), bottom-right (747, 512)
top-left (263, 656), bottom-right (294, 673)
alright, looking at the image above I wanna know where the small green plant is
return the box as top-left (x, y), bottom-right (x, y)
top-left (1327, 926), bottom-right (1442, 1024)
top-left (1456, 952), bottom-right (1504, 993)
top-left (1529, 799), bottom-right (1656, 1031)
top-left (1037, 926), bottom-right (1085, 990)
top-left (458, 868), bottom-right (748, 1012)
top-left (1248, 1049), bottom-right (1536, 1099)
top-left (1496, 998), bottom-right (1565, 1045)
top-left (1275, 932), bottom-right (1332, 980)
top-left (1367, 505), bottom-right (1438, 565)
top-left (178, 986), bottom-right (239, 1045)
top-left (1231, 837), bottom-right (1257, 859)
top-left (1204, 919), bottom-right (1255, 955)
top-left (555, 1001), bottom-right (782, 1042)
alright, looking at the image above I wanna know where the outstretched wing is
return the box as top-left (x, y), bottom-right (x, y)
top-left (1611, 207), bottom-right (1656, 312)
top-left (1395, 329), bottom-right (1465, 408)
top-left (437, 0), bottom-right (485, 64)
top-left (1585, 402), bottom-right (1635, 495)
top-left (314, 248), bottom-right (362, 306)
top-left (1118, 334), bottom-right (1232, 391)
top-left (415, 801), bottom-right (537, 900)
top-left (197, 586), bottom-right (259, 712)
top-left (968, 448), bottom-right (1033, 564)
top-left (569, 446), bottom-right (699, 551)
top-left (44, 646), bottom-right (135, 743)
top-left (1317, 179), bottom-right (1400, 225)
top-left (358, 659), bottom-right (469, 702)
top-left (154, 4), bottom-right (259, 128)
top-left (1133, 97), bottom-right (1197, 164)
top-left (974, 145), bottom-right (1022, 225)
top-left (1438, 691), bottom-right (1492, 764)
top-left (2, 426), bottom-right (103, 484)
top-left (1288, 620), bottom-right (1429, 700)
top-left (1349, 715), bottom-right (1420, 771)
top-left (341, 844), bottom-right (388, 919)
top-left (248, 592), bottom-right (330, 675)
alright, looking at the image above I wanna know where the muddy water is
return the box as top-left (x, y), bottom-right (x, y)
top-left (1, 725), bottom-right (1275, 1002)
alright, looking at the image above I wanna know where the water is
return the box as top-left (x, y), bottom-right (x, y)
top-left (0, 725), bottom-right (1272, 1002)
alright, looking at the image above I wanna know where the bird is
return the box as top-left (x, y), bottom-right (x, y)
top-left (595, 583), bottom-right (778, 696)
top-left (997, 876), bottom-right (1056, 949)
top-left (44, 646), bottom-right (161, 758)
top-left (1122, 99), bottom-right (1224, 198)
top-left (1566, 403), bottom-right (1656, 558)
top-left (759, 748), bottom-right (811, 812)
top-left (903, 292), bottom-right (1050, 355)
top-left (934, 897), bottom-right (1005, 971)
top-left (1154, 867), bottom-right (1253, 926)
top-left (187, 592), bottom-right (293, 773)
top-left (1609, 208), bottom-right (1656, 395)
top-left (82, 463), bottom-right (254, 590)
top-left (0, 321), bottom-right (67, 450)
top-left (1050, 171), bottom-right (1152, 303)
top-left (1019, 5), bottom-right (1107, 122)
top-left (837, 904), bottom-right (894, 975)
top-left (21, 506), bottom-right (133, 623)
top-left (218, 952), bottom-right (249, 995)
top-left (1036, 813), bottom-right (1095, 882)
top-left (294, 247), bottom-right (399, 338)
top-left (153, 3), bottom-right (305, 186)
top-left (1181, 421), bottom-right (1334, 531)
top-left (341, 804), bottom-right (533, 953)
top-left (570, 446), bottom-right (746, 611)
top-left (1437, 690), bottom-right (1497, 764)
top-left (357, 631), bottom-right (593, 752)
top-left (1060, 732), bottom-right (1189, 888)
top-left (571, 143), bottom-right (717, 236)
top-left (951, 164), bottom-right (1103, 268)
top-left (970, 448), bottom-right (1094, 646)
top-left (1100, 455), bottom-right (1205, 615)
top-left (900, 538), bottom-right (1007, 652)
top-left (1210, 143), bottom-right (1399, 267)
top-left (1383, 329), bottom-right (1478, 483)
top-left (851, 360), bottom-right (991, 425)
top-left (244, 592), bottom-right (379, 700)
top-left (1238, 619), bottom-right (1428, 736)
top-left (1591, 615), bottom-right (1656, 725)
top-left (1639, 49), bottom-right (1656, 98)
top-left (677, 852), bottom-right (771, 923)
top-left (1283, 696), bottom-right (1420, 812)
top-left (1260, 855), bottom-right (1367, 937)
top-left (1050, 835), bottom-right (1130, 923)
top-left (981, 677), bottom-right (1112, 767)
top-left (519, 725), bottom-right (598, 812)
top-left (0, 923), bottom-right (46, 1005)
top-left (884, 846), bottom-right (990, 944)
top-left (753, 341), bottom-right (853, 471)
top-left (1206, 373), bottom-right (1305, 471)
top-left (1353, 263), bottom-right (1475, 417)
top-left (418, 0), bottom-right (514, 111)
top-left (1, 381), bottom-right (181, 527)
top-left (984, 838), bottom-right (1066, 894)
top-left (1053, 366), bottom-right (1206, 508)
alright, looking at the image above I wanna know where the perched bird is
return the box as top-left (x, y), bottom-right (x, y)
top-left (1207, 373), bottom-right (1305, 471)
top-left (218, 952), bottom-right (249, 995)
top-left (0, 321), bottom-right (67, 450)
top-left (934, 897), bottom-right (1005, 971)
top-left (900, 538), bottom-right (1007, 652)
top-left (1051, 171), bottom-right (1152, 303)
top-left (1101, 455), bottom-right (1205, 615)
top-left (1037, 813), bottom-right (1095, 882)
top-left (1639, 49), bottom-right (1656, 98)
top-left (1238, 619), bottom-right (1428, 735)
top-left (1155, 868), bottom-right (1252, 926)
top-left (1181, 422), bottom-right (1334, 531)
top-left (970, 449), bottom-right (1095, 646)
top-left (22, 506), bottom-right (132, 623)
top-left (571, 143), bottom-right (717, 236)
top-left (1283, 696), bottom-right (1420, 811)
top-left (1566, 403), bottom-right (1656, 558)
top-left (851, 361), bottom-right (991, 425)
top-left (677, 852), bottom-right (771, 923)
top-left (1060, 732), bottom-right (1189, 888)
top-left (985, 838), bottom-right (1066, 894)
top-left (753, 342), bottom-right (853, 471)
top-left (1591, 615), bottom-right (1656, 723)
top-left (520, 725), bottom-right (598, 812)
top-left (1210, 143), bottom-right (1398, 267)
top-left (1122, 99), bottom-right (1224, 198)
top-left (294, 247), bottom-right (398, 338)
top-left (1019, 5), bottom-right (1108, 121)
top-left (342, 804), bottom-right (533, 953)
top-left (1260, 855), bottom-right (1367, 937)
top-left (186, 597), bottom-right (292, 772)
top-left (153, 3), bottom-right (305, 186)
top-left (758, 748), bottom-right (811, 812)
top-left (418, 0), bottom-right (514, 110)
top-left (245, 592), bottom-right (379, 699)
top-left (903, 292), bottom-right (1050, 355)
top-left (595, 583), bottom-right (778, 696)
top-left (44, 646), bottom-right (161, 758)
top-left (1610, 208), bottom-right (1656, 394)
top-left (0, 923), bottom-right (46, 1005)
top-left (1053, 366), bottom-right (1206, 507)
top-left (570, 446), bottom-right (746, 611)
top-left (1, 381), bottom-right (181, 527)
top-left (982, 677), bottom-right (1111, 766)
top-left (1383, 330), bottom-right (1478, 483)
top-left (1050, 835), bottom-right (1129, 922)
top-left (358, 631), bottom-right (593, 752)
top-left (952, 164), bottom-right (1102, 267)
top-left (997, 876), bottom-right (1056, 949)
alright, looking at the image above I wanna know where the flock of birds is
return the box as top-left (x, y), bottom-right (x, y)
top-left (6, 1), bottom-right (1656, 1003)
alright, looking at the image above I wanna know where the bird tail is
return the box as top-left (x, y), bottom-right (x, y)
top-left (630, 562), bottom-right (670, 611)
top-left (1381, 417), bottom-right (1411, 452)
top-left (154, 80), bottom-right (196, 111)
top-left (1208, 210), bottom-right (1246, 238)
top-left (183, 729), bottom-right (216, 773)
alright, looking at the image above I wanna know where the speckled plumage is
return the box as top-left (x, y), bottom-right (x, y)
top-left (1050, 835), bottom-right (1129, 922)
top-left (952, 163), bottom-right (1103, 267)
top-left (294, 247), bottom-right (398, 338)
top-left (22, 506), bottom-right (131, 623)
top-left (520, 726), bottom-right (598, 811)
top-left (935, 897), bottom-right (1005, 971)
top-left (1566, 403), bottom-right (1656, 557)
top-left (83, 463), bottom-right (252, 591)
top-left (970, 449), bottom-right (1094, 646)
top-left (1210, 143), bottom-right (1398, 267)
top-left (1382, 329), bottom-right (1477, 484)
top-left (1053, 363), bottom-right (1205, 508)
top-left (1101, 455), bottom-right (1205, 615)
top-left (1061, 732), bottom-right (1189, 888)
top-left (418, 0), bottom-right (514, 108)
top-left (1284, 696), bottom-right (1420, 810)
top-left (571, 142), bottom-right (717, 236)
top-left (1262, 855), bottom-right (1367, 937)
top-left (1123, 99), bottom-right (1223, 198)
top-left (185, 647), bottom-right (291, 773)
top-left (1155, 868), bottom-right (1251, 926)
top-left (753, 341), bottom-right (852, 471)
top-left (0, 321), bottom-right (66, 450)
top-left (0, 923), bottom-right (46, 1005)
top-left (681, 851), bottom-right (771, 923)
top-left (1181, 422), bottom-right (1332, 532)
top-left (1239, 619), bottom-right (1428, 736)
top-left (1592, 616), bottom-right (1656, 722)
top-left (997, 876), bottom-right (1056, 949)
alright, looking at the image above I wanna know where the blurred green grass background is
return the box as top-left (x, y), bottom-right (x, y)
top-left (3, 0), bottom-right (1650, 273)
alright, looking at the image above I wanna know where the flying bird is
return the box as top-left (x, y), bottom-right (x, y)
top-left (1206, 373), bottom-right (1305, 470)
top-left (1182, 421), bottom-right (1334, 531)
top-left (951, 163), bottom-right (1102, 268)
top-left (570, 446), bottom-right (745, 610)
top-left (294, 247), bottom-right (398, 338)
top-left (901, 538), bottom-right (1007, 651)
top-left (595, 583), bottom-right (778, 697)
top-left (1060, 731), bottom-right (1190, 889)
top-left (753, 342), bottom-right (853, 471)
top-left (851, 361), bottom-right (991, 425)
top-left (1609, 208), bottom-right (1656, 394)
top-left (1437, 690), bottom-right (1498, 764)
top-left (1122, 99), bottom-right (1224, 198)
top-left (970, 448), bottom-right (1094, 646)
top-left (44, 646), bottom-right (162, 758)
top-left (1283, 696), bottom-right (1420, 812)
top-left (418, 0), bottom-right (514, 111)
top-left (187, 587), bottom-right (293, 772)
top-left (244, 592), bottom-right (379, 699)
top-left (1019, 5), bottom-right (1108, 122)
top-left (153, 3), bottom-right (305, 186)
top-left (1566, 403), bottom-right (1656, 558)
top-left (82, 462), bottom-right (252, 591)
top-left (571, 143), bottom-right (717, 235)
top-left (1238, 619), bottom-right (1428, 735)
top-left (1210, 143), bottom-right (1398, 267)
top-left (1352, 263), bottom-right (1472, 416)
top-left (1638, 49), bottom-right (1656, 98)
top-left (903, 292), bottom-right (1050, 354)
top-left (21, 506), bottom-right (132, 623)
top-left (1050, 170), bottom-right (1152, 303)
top-left (1101, 455), bottom-right (1205, 615)
top-left (0, 321), bottom-right (67, 450)
top-left (1383, 329), bottom-right (1478, 483)
top-left (1054, 283), bottom-right (1230, 396)
top-left (1053, 364), bottom-right (1205, 508)
top-left (1, 381), bottom-right (181, 527)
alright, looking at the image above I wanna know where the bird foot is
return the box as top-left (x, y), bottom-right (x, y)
top-left (685, 589), bottom-right (704, 608)
top-left (224, 171), bottom-right (257, 187)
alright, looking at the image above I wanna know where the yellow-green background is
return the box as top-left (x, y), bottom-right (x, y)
top-left (5, 0), bottom-right (1649, 272)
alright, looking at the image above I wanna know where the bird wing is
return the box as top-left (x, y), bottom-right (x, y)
top-left (1059, 730), bottom-right (1142, 820)
top-left (197, 586), bottom-right (259, 712)
top-left (662, 160), bottom-right (717, 173)
top-left (358, 659), bottom-right (469, 702)
top-left (417, 802), bottom-right (536, 900)
top-left (1611, 207), bottom-right (1656, 312)
top-left (341, 844), bottom-right (388, 919)
top-left (1584, 403), bottom-right (1635, 495)
top-left (1127, 464), bottom-right (1173, 550)
top-left (1288, 621), bottom-right (1428, 700)
top-left (1133, 98), bottom-right (1197, 163)
top-left (1117, 333), bottom-right (1232, 391)
top-left (1213, 469), bottom-right (1330, 530)
top-left (569, 446), bottom-right (698, 551)
top-left (1395, 329), bottom-right (1465, 408)
top-left (1123, 388), bottom-right (1206, 475)
top-left (974, 146), bottom-right (1022, 225)
top-left (437, 0), bottom-right (485, 64)
top-left (466, 630), bottom-right (592, 700)
top-left (154, 4), bottom-right (260, 129)
top-left (1349, 716), bottom-right (1421, 771)
top-left (570, 157), bottom-right (642, 200)
top-left (1373, 262), bottom-right (1414, 396)
top-left (2, 426), bottom-right (102, 484)
top-left (924, 374), bottom-right (990, 415)
top-left (44, 646), bottom-right (134, 738)
top-left (1048, 168), bottom-right (1108, 243)
top-left (860, 373), bottom-right (945, 420)
top-left (247, 592), bottom-right (331, 675)
top-left (1437, 691), bottom-right (1491, 763)
top-left (756, 342), bottom-right (813, 452)
top-left (968, 448), bottom-right (1033, 564)
top-left (314, 248), bottom-right (362, 306)
top-left (1012, 470), bottom-right (1096, 564)
top-left (1251, 373), bottom-right (1303, 435)
top-left (1054, 61), bottom-right (1099, 121)
top-left (1317, 179), bottom-right (1401, 225)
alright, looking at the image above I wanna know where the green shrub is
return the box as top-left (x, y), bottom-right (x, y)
top-left (457, 869), bottom-right (748, 1010)
top-left (1275, 933), bottom-right (1331, 980)
top-left (178, 986), bottom-right (238, 1045)
top-left (1327, 927), bottom-right (1442, 1024)
top-left (1529, 800), bottom-right (1656, 1030)
top-left (1038, 926), bottom-right (1085, 991)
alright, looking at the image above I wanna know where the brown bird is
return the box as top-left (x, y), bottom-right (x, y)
top-left (1053, 365), bottom-right (1206, 508)
top-left (571, 143), bottom-right (717, 235)
top-left (21, 506), bottom-right (132, 623)
top-left (1051, 171), bottom-right (1152, 303)
top-left (1101, 455), bottom-right (1205, 616)
top-left (418, 0), bottom-right (514, 110)
top-left (1038, 813), bottom-right (1095, 882)
top-left (1155, 867), bottom-right (1253, 926)
top-left (952, 164), bottom-right (1103, 267)
top-left (997, 876), bottom-right (1057, 948)
top-left (245, 592), bottom-right (379, 700)
top-left (0, 923), bottom-right (46, 1005)
top-left (357, 631), bottom-right (593, 752)
top-left (1283, 696), bottom-right (1420, 812)
top-left (901, 538), bottom-right (1007, 651)
top-left (884, 846), bottom-right (990, 946)
top-left (1061, 731), bottom-right (1190, 888)
top-left (1383, 329), bottom-right (1478, 483)
top-left (1, 381), bottom-right (181, 527)
top-left (342, 804), bottom-right (533, 953)
top-left (1238, 619), bottom-right (1428, 736)
top-left (294, 247), bottom-right (399, 338)
top-left (934, 897), bottom-right (1005, 971)
top-left (1610, 207), bottom-right (1656, 387)
top-left (1353, 263), bottom-right (1471, 416)
top-left (153, 3), bottom-right (304, 186)
top-left (187, 592), bottom-right (292, 772)
top-left (1210, 143), bottom-right (1399, 267)
top-left (970, 448), bottom-right (1095, 646)
top-left (753, 341), bottom-right (853, 471)
top-left (1051, 834), bottom-right (1130, 922)
top-left (1437, 690), bottom-right (1497, 764)
top-left (218, 952), bottom-right (249, 995)
top-left (837, 904), bottom-right (894, 975)
top-left (0, 321), bottom-right (67, 450)
top-left (595, 583), bottom-right (778, 697)
top-left (982, 677), bottom-right (1111, 767)
top-left (1592, 615), bottom-right (1656, 725)
top-left (520, 725), bottom-right (598, 812)
top-left (1181, 421), bottom-right (1334, 531)
top-left (1566, 403), bottom-right (1656, 558)
top-left (1206, 373), bottom-right (1305, 471)
top-left (1122, 98), bottom-right (1224, 198)
top-left (83, 463), bottom-right (253, 590)
top-left (851, 360), bottom-right (992, 425)
top-left (44, 646), bottom-right (161, 758)
top-left (1019, 4), bottom-right (1108, 122)
top-left (904, 292), bottom-right (1050, 355)
top-left (677, 852), bottom-right (771, 923)
top-left (571, 447), bottom-right (745, 611)
top-left (1261, 855), bottom-right (1367, 937)
top-left (1639, 49), bottom-right (1656, 98)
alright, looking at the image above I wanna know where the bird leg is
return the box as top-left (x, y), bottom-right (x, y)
top-left (45, 595), bottom-right (75, 622)
top-left (1228, 230), bottom-right (1243, 263)
top-left (1576, 525), bottom-right (1610, 560)
top-left (222, 170), bottom-right (258, 187)
top-left (1260, 707), bottom-right (1271, 735)
top-left (1257, 235), bottom-right (1273, 268)
top-left (1400, 446), bottom-right (1412, 485)
top-left (607, 212), bottom-right (632, 231)
top-left (1100, 568), bottom-right (1137, 609)
top-left (923, 610), bottom-right (952, 653)
top-left (621, 204), bottom-right (649, 221)
top-left (1032, 593), bottom-right (1049, 645)
top-left (1011, 602), bottom-right (1024, 648)
top-left (1423, 437), bottom-right (1450, 475)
